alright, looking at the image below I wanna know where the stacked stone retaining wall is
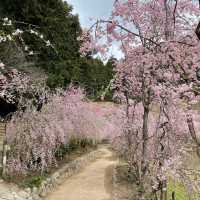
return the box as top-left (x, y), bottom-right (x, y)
top-left (0, 149), bottom-right (102, 200)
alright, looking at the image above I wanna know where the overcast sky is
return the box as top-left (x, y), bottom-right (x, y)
top-left (66, 0), bottom-right (114, 28)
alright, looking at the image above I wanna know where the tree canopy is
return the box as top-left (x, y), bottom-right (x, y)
top-left (0, 0), bottom-right (114, 97)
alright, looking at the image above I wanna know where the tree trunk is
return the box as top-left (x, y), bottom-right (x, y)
top-left (172, 191), bottom-right (176, 200)
top-left (186, 114), bottom-right (200, 158)
top-left (196, 21), bottom-right (200, 40)
top-left (141, 104), bottom-right (149, 177)
top-left (141, 72), bottom-right (150, 178)
top-left (159, 184), bottom-right (167, 200)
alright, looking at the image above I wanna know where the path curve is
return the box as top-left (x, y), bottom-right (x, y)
top-left (44, 147), bottom-right (117, 200)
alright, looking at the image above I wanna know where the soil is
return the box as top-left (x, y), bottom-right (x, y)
top-left (44, 146), bottom-right (117, 200)
top-left (114, 164), bottom-right (138, 200)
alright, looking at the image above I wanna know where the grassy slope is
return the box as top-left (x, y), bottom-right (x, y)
top-left (167, 179), bottom-right (189, 200)
top-left (167, 150), bottom-right (200, 200)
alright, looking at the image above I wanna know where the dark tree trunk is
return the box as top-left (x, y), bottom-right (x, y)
top-left (196, 21), bottom-right (200, 40)
top-left (172, 191), bottom-right (176, 200)
top-left (142, 104), bottom-right (149, 173)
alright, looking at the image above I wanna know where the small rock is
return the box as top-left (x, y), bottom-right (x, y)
top-left (24, 187), bottom-right (31, 194)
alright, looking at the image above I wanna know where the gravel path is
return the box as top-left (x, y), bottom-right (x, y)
top-left (44, 147), bottom-right (117, 200)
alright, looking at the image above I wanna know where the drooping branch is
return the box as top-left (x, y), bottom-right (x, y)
top-left (0, 19), bottom-right (40, 28)
top-left (89, 19), bottom-right (195, 53)
top-left (89, 20), bottom-right (161, 47)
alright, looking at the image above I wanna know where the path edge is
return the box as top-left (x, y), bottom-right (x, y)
top-left (36, 149), bottom-right (102, 199)
top-left (1, 148), bottom-right (102, 200)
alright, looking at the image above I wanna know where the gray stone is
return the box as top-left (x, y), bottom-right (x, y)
top-left (17, 191), bottom-right (29, 199)
top-left (0, 149), bottom-right (101, 200)
top-left (24, 188), bottom-right (31, 194)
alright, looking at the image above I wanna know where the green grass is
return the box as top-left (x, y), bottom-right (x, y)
top-left (168, 179), bottom-right (199, 200)
top-left (20, 175), bottom-right (46, 188)
top-left (167, 179), bottom-right (189, 200)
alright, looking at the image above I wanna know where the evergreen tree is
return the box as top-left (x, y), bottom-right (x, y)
top-left (0, 0), bottom-right (115, 99)
top-left (0, 0), bottom-right (81, 86)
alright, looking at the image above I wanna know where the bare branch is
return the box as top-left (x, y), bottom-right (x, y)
top-left (173, 0), bottom-right (178, 29)
top-left (0, 19), bottom-right (40, 28)
top-left (95, 20), bottom-right (161, 47)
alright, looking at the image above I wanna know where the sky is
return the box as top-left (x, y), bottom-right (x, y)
top-left (66, 0), bottom-right (114, 28)
top-left (66, 0), bottom-right (123, 59)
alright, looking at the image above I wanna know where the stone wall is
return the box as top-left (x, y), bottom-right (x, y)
top-left (0, 149), bottom-right (102, 200)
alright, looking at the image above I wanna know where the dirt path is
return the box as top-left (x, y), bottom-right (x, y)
top-left (44, 147), bottom-right (117, 200)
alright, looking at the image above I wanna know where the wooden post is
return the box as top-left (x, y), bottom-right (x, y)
top-left (0, 122), bottom-right (6, 177)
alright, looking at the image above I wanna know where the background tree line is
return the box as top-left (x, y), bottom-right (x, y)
top-left (0, 0), bottom-right (114, 100)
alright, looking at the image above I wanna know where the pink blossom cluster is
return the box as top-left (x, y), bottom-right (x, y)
top-left (6, 87), bottom-right (123, 173)
top-left (79, 0), bottom-right (200, 196)
top-left (0, 68), bottom-right (30, 104)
